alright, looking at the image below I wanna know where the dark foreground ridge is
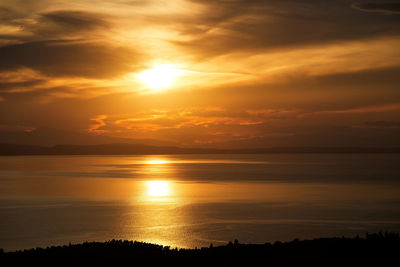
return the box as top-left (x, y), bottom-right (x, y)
top-left (1, 233), bottom-right (399, 266)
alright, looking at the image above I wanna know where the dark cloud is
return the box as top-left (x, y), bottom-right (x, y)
top-left (352, 2), bottom-right (400, 14)
top-left (0, 7), bottom-right (112, 45)
top-left (312, 66), bottom-right (400, 89)
top-left (184, 65), bottom-right (400, 113)
top-left (0, 6), bottom-right (16, 22)
top-left (0, 0), bottom-right (54, 26)
top-left (33, 10), bottom-right (111, 39)
top-left (0, 1), bottom-right (33, 22)
top-left (173, 0), bottom-right (400, 56)
top-left (0, 40), bottom-right (138, 78)
top-left (0, 80), bottom-right (45, 92)
top-left (363, 121), bottom-right (400, 128)
top-left (41, 10), bottom-right (109, 29)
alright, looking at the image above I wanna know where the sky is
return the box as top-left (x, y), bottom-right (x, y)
top-left (0, 0), bottom-right (399, 148)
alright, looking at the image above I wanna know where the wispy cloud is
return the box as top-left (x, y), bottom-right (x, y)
top-left (352, 2), bottom-right (400, 15)
top-left (310, 103), bottom-right (400, 115)
top-left (88, 115), bottom-right (107, 134)
top-left (353, 121), bottom-right (400, 129)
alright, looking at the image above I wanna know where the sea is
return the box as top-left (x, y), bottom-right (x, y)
top-left (1, 154), bottom-right (399, 251)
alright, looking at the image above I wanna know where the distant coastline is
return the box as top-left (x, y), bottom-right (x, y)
top-left (1, 143), bottom-right (400, 155)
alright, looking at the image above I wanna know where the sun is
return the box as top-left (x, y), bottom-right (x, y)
top-left (147, 180), bottom-right (169, 197)
top-left (137, 64), bottom-right (182, 91)
top-left (145, 159), bottom-right (168, 165)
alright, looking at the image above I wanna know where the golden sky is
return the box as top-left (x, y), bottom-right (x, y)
top-left (0, 0), bottom-right (399, 147)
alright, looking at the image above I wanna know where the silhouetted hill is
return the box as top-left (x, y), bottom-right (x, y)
top-left (0, 127), bottom-right (177, 147)
top-left (0, 143), bottom-right (224, 155)
top-left (1, 143), bottom-right (400, 155)
top-left (1, 233), bottom-right (399, 266)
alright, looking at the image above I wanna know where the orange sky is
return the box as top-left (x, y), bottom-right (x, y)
top-left (0, 0), bottom-right (399, 148)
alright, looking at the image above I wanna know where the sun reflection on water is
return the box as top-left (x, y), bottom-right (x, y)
top-left (147, 180), bottom-right (170, 197)
top-left (133, 159), bottom-right (184, 246)
top-left (139, 157), bottom-right (175, 202)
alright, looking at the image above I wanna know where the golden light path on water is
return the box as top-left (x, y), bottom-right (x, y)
top-left (141, 157), bottom-right (174, 201)
top-left (133, 157), bottom-right (184, 246)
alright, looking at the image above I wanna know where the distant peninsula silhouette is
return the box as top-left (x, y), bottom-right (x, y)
top-left (1, 143), bottom-right (399, 155)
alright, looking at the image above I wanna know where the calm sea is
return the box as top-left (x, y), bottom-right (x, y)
top-left (0, 154), bottom-right (399, 251)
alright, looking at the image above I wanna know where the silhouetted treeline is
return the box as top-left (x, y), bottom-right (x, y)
top-left (1, 143), bottom-right (400, 155)
top-left (1, 232), bottom-right (399, 266)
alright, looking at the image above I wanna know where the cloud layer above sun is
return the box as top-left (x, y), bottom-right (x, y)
top-left (0, 0), bottom-right (399, 147)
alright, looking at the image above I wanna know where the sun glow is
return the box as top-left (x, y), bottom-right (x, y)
top-left (145, 159), bottom-right (168, 165)
top-left (147, 180), bottom-right (170, 197)
top-left (137, 64), bottom-right (182, 90)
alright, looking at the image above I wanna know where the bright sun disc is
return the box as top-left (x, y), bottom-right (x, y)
top-left (147, 181), bottom-right (169, 197)
top-left (146, 159), bottom-right (168, 165)
top-left (137, 64), bottom-right (181, 90)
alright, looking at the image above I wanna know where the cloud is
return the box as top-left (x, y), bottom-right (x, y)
top-left (84, 105), bottom-right (400, 147)
top-left (0, 40), bottom-right (138, 78)
top-left (0, 68), bottom-right (47, 94)
top-left (0, 6), bottom-right (116, 49)
top-left (0, 80), bottom-right (45, 93)
top-left (172, 0), bottom-right (400, 57)
top-left (25, 10), bottom-right (113, 41)
top-left (40, 10), bottom-right (109, 30)
top-left (84, 107), bottom-right (300, 145)
top-left (110, 108), bottom-right (289, 132)
top-left (0, 68), bottom-right (133, 103)
top-left (0, 0), bottom-right (399, 148)
top-left (85, 102), bottom-right (400, 141)
top-left (354, 121), bottom-right (400, 128)
top-left (309, 103), bottom-right (400, 115)
top-left (352, 2), bottom-right (400, 14)
top-left (89, 115), bottom-right (108, 134)
top-left (0, 6), bottom-right (144, 80)
top-left (0, 124), bottom-right (36, 132)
